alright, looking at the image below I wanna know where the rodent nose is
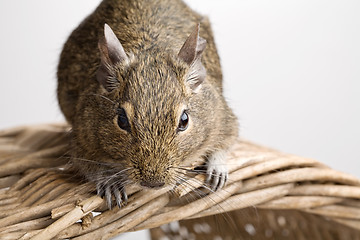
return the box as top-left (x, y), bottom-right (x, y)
top-left (140, 181), bottom-right (165, 188)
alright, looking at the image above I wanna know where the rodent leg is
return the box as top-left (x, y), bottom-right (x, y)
top-left (96, 181), bottom-right (128, 209)
top-left (206, 150), bottom-right (229, 191)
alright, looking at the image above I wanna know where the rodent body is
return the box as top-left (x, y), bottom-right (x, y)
top-left (58, 0), bottom-right (238, 207)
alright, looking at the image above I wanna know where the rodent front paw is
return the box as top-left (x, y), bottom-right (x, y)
top-left (96, 182), bottom-right (128, 209)
top-left (206, 151), bottom-right (228, 191)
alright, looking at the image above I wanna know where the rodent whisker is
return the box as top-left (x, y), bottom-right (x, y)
top-left (170, 166), bottom-right (198, 173)
top-left (172, 175), bottom-right (207, 203)
top-left (97, 167), bottom-right (133, 187)
top-left (179, 169), bottom-right (238, 188)
top-left (79, 93), bottom-right (117, 105)
top-left (175, 169), bottom-right (233, 198)
top-left (173, 174), bottom-right (245, 232)
top-left (175, 174), bottom-right (242, 224)
top-left (67, 156), bottom-right (126, 168)
top-left (181, 173), bottom-right (259, 220)
top-left (173, 171), bottom-right (213, 196)
top-left (174, 175), bottom-right (234, 217)
top-left (173, 166), bottom-right (227, 181)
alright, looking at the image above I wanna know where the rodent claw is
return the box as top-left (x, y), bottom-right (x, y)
top-left (217, 171), bottom-right (228, 190)
top-left (114, 187), bottom-right (128, 207)
top-left (205, 152), bottom-right (229, 192)
top-left (96, 183), bottom-right (105, 197)
top-left (210, 170), bottom-right (220, 191)
top-left (105, 185), bottom-right (112, 209)
top-left (121, 189), bottom-right (128, 204)
top-left (206, 168), bottom-right (227, 192)
top-left (96, 182), bottom-right (128, 209)
top-left (113, 188), bottom-right (121, 207)
top-left (205, 170), bottom-right (212, 183)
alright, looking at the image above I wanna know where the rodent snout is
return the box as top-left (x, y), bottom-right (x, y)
top-left (140, 180), bottom-right (165, 189)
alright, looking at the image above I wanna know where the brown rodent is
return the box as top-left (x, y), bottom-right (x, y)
top-left (57, 0), bottom-right (238, 208)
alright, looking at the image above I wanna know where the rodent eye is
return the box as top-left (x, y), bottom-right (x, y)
top-left (117, 108), bottom-right (131, 132)
top-left (178, 111), bottom-right (189, 132)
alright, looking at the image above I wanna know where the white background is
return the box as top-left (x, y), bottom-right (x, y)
top-left (0, 1), bottom-right (359, 239)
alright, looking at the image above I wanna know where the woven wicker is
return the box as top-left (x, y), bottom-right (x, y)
top-left (0, 124), bottom-right (359, 240)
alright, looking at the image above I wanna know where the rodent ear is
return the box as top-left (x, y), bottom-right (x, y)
top-left (178, 24), bottom-right (207, 92)
top-left (97, 23), bottom-right (129, 92)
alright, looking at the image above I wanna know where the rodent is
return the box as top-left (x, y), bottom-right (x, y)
top-left (57, 0), bottom-right (239, 208)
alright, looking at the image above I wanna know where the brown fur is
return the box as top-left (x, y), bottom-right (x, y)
top-left (57, 0), bottom-right (238, 207)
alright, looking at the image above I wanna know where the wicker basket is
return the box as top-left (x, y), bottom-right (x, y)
top-left (0, 124), bottom-right (359, 239)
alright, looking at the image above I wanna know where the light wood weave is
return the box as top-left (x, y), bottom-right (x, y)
top-left (0, 124), bottom-right (359, 239)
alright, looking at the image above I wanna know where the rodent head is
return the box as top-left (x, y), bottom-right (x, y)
top-left (74, 24), bottom-right (218, 190)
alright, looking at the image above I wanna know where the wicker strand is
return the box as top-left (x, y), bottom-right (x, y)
top-left (0, 124), bottom-right (359, 240)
